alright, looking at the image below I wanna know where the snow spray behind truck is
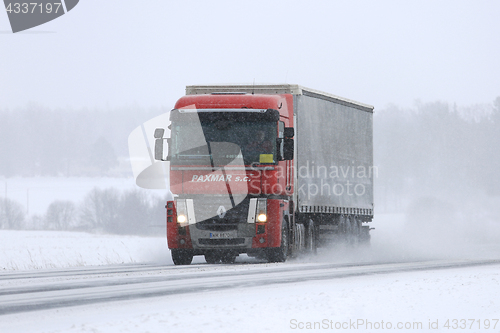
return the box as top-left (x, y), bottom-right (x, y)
top-left (152, 84), bottom-right (374, 265)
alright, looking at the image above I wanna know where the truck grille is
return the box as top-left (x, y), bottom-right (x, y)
top-left (198, 238), bottom-right (245, 246)
top-left (190, 195), bottom-right (251, 231)
top-left (196, 220), bottom-right (238, 231)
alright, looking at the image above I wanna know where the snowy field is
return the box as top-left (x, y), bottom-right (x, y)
top-left (0, 230), bottom-right (170, 271)
top-left (1, 213), bottom-right (500, 332)
top-left (1, 176), bottom-right (169, 216)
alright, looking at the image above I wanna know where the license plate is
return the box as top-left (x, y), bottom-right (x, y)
top-left (209, 232), bottom-right (232, 239)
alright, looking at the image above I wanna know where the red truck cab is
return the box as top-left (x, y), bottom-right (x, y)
top-left (163, 91), bottom-right (296, 265)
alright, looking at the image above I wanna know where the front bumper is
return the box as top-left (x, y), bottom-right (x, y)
top-left (189, 222), bottom-right (256, 249)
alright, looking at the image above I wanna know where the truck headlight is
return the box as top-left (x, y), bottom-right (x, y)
top-left (257, 213), bottom-right (267, 222)
top-left (256, 198), bottom-right (267, 223)
top-left (175, 199), bottom-right (195, 225)
top-left (247, 198), bottom-right (267, 223)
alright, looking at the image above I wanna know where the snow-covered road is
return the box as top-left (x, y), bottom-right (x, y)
top-left (1, 213), bottom-right (500, 332)
top-left (1, 259), bottom-right (500, 316)
top-left (1, 259), bottom-right (500, 332)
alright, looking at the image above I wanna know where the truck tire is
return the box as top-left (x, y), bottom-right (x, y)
top-left (204, 251), bottom-right (219, 264)
top-left (305, 219), bottom-right (317, 254)
top-left (267, 221), bottom-right (288, 263)
top-left (171, 249), bottom-right (193, 265)
top-left (205, 250), bottom-right (237, 264)
top-left (220, 251), bottom-right (237, 264)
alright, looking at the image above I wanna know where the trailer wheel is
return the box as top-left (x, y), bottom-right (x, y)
top-left (305, 219), bottom-right (317, 254)
top-left (267, 220), bottom-right (288, 263)
top-left (353, 217), bottom-right (362, 246)
top-left (359, 225), bottom-right (371, 246)
top-left (171, 249), bottom-right (193, 265)
top-left (338, 215), bottom-right (347, 239)
top-left (346, 216), bottom-right (360, 246)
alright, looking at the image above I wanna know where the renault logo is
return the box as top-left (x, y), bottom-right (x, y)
top-left (217, 205), bottom-right (227, 219)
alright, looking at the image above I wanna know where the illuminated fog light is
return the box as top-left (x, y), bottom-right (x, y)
top-left (259, 237), bottom-right (265, 243)
top-left (257, 214), bottom-right (267, 222)
top-left (177, 215), bottom-right (187, 223)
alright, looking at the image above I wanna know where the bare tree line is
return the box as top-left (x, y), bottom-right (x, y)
top-left (0, 188), bottom-right (167, 235)
top-left (374, 97), bottom-right (500, 211)
top-left (0, 105), bottom-right (166, 177)
top-left (1, 98), bottom-right (499, 232)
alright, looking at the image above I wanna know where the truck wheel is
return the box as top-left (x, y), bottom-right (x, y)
top-left (204, 252), bottom-right (219, 264)
top-left (267, 221), bottom-right (288, 263)
top-left (171, 249), bottom-right (193, 265)
top-left (305, 219), bottom-right (317, 254)
top-left (205, 251), bottom-right (237, 264)
top-left (220, 252), bottom-right (237, 264)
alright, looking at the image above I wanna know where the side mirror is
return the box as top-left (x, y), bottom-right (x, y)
top-left (284, 127), bottom-right (294, 138)
top-left (155, 139), bottom-right (166, 160)
top-left (154, 128), bottom-right (169, 161)
top-left (283, 138), bottom-right (294, 160)
top-left (154, 128), bottom-right (165, 139)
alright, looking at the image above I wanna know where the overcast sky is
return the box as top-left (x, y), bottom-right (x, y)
top-left (1, 0), bottom-right (499, 111)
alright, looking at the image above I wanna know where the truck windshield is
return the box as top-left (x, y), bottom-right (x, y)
top-left (170, 115), bottom-right (277, 166)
